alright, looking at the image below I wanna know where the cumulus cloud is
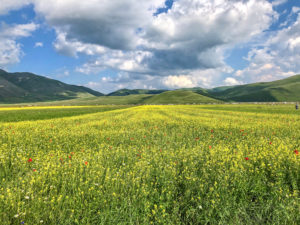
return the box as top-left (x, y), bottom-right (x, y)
top-left (142, 0), bottom-right (275, 72)
top-left (0, 40), bottom-right (22, 66)
top-left (34, 42), bottom-right (43, 48)
top-left (33, 0), bottom-right (165, 50)
top-left (272, 0), bottom-right (288, 7)
top-left (0, 22), bottom-right (38, 38)
top-left (235, 11), bottom-right (300, 83)
top-left (0, 22), bottom-right (38, 67)
top-left (53, 32), bottom-right (106, 57)
top-left (85, 67), bottom-right (230, 93)
top-left (3, 0), bottom-right (298, 92)
top-left (0, 0), bottom-right (31, 15)
top-left (32, 0), bottom-right (275, 75)
top-left (224, 77), bottom-right (242, 86)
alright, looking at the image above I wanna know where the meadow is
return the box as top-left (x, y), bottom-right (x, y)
top-left (0, 105), bottom-right (299, 224)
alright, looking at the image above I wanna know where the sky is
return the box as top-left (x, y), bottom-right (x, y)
top-left (0, 0), bottom-right (299, 94)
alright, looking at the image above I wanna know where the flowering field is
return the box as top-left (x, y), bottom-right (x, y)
top-left (0, 105), bottom-right (299, 224)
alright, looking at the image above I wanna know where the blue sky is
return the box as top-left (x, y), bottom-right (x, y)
top-left (0, 0), bottom-right (299, 93)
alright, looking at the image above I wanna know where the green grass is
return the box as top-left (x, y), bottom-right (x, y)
top-left (0, 95), bottom-right (153, 106)
top-left (0, 91), bottom-right (221, 106)
top-left (0, 106), bottom-right (129, 122)
top-left (107, 88), bottom-right (166, 96)
top-left (200, 104), bottom-right (300, 115)
top-left (143, 90), bottom-right (222, 104)
top-left (212, 74), bottom-right (300, 102)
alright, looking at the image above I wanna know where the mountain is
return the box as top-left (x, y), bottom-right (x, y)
top-left (143, 90), bottom-right (222, 104)
top-left (1, 69), bottom-right (299, 104)
top-left (0, 70), bottom-right (103, 103)
top-left (107, 88), bottom-right (167, 96)
top-left (210, 74), bottom-right (300, 102)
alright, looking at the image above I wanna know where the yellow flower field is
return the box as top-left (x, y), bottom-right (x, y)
top-left (0, 105), bottom-right (299, 224)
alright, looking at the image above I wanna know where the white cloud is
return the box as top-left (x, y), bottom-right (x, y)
top-left (53, 32), bottom-right (106, 57)
top-left (162, 75), bottom-right (195, 89)
top-left (33, 0), bottom-right (165, 50)
top-left (272, 0), bottom-right (288, 7)
top-left (0, 23), bottom-right (38, 68)
top-left (34, 42), bottom-right (43, 48)
top-left (76, 50), bottom-right (152, 74)
top-left (0, 23), bottom-right (38, 38)
top-left (85, 67), bottom-right (231, 93)
top-left (236, 12), bottom-right (300, 83)
top-left (32, 0), bottom-right (275, 74)
top-left (0, 40), bottom-right (22, 66)
top-left (292, 7), bottom-right (300, 14)
top-left (3, 0), bottom-right (299, 93)
top-left (224, 77), bottom-right (242, 86)
top-left (0, 0), bottom-right (31, 15)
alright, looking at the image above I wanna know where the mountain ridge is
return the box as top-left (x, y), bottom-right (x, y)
top-left (1, 69), bottom-right (299, 104)
top-left (107, 74), bottom-right (300, 102)
top-left (0, 70), bottom-right (104, 103)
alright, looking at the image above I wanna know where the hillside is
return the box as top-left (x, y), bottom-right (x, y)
top-left (0, 70), bottom-right (103, 103)
top-left (1, 69), bottom-right (299, 104)
top-left (0, 95), bottom-right (153, 106)
top-left (211, 74), bottom-right (300, 102)
top-left (143, 90), bottom-right (222, 104)
top-left (107, 88), bottom-right (167, 96)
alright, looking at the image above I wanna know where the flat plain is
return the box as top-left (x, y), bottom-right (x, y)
top-left (0, 105), bottom-right (299, 224)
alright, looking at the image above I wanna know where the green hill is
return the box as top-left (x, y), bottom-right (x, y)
top-left (143, 90), bottom-right (222, 104)
top-left (211, 75), bottom-right (300, 102)
top-left (107, 88), bottom-right (167, 96)
top-left (0, 70), bottom-right (103, 103)
top-left (1, 69), bottom-right (299, 104)
top-left (0, 95), bottom-right (153, 106)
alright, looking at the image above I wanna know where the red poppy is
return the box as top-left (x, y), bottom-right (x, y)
top-left (28, 158), bottom-right (32, 163)
top-left (33, 169), bottom-right (37, 172)
top-left (211, 129), bottom-right (214, 133)
top-left (85, 161), bottom-right (88, 165)
top-left (209, 145), bottom-right (212, 149)
top-left (68, 155), bottom-right (71, 159)
top-left (245, 157), bottom-right (249, 160)
top-left (294, 150), bottom-right (299, 155)
top-left (269, 142), bottom-right (272, 145)
top-left (195, 137), bottom-right (200, 141)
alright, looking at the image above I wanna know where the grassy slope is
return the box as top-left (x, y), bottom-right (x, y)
top-left (0, 106), bottom-right (129, 122)
top-left (0, 91), bottom-right (222, 106)
top-left (0, 94), bottom-right (154, 106)
top-left (107, 88), bottom-right (167, 96)
top-left (0, 70), bottom-right (103, 103)
top-left (212, 75), bottom-right (300, 102)
top-left (143, 90), bottom-right (222, 104)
